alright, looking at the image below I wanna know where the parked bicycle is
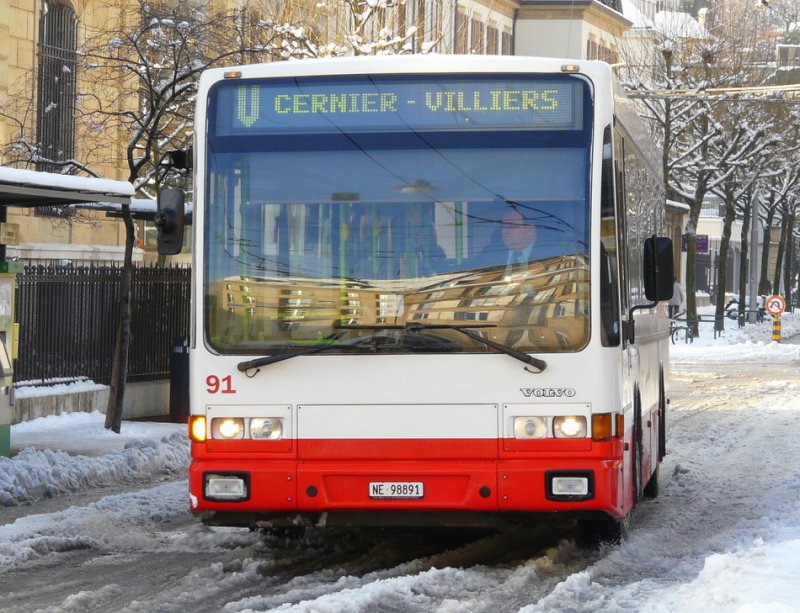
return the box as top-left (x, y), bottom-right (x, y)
top-left (669, 313), bottom-right (694, 344)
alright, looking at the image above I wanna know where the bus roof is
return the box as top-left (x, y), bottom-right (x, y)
top-left (199, 54), bottom-right (614, 88)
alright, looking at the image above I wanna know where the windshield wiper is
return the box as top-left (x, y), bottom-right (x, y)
top-left (336, 322), bottom-right (547, 372)
top-left (238, 323), bottom-right (547, 373)
top-left (237, 342), bottom-right (361, 372)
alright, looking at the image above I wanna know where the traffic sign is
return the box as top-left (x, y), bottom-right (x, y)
top-left (766, 295), bottom-right (786, 317)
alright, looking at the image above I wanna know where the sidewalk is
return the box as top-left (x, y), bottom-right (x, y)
top-left (677, 305), bottom-right (800, 347)
top-left (10, 411), bottom-right (184, 457)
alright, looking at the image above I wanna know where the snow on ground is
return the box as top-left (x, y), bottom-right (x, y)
top-left (1, 412), bottom-right (187, 505)
top-left (0, 481), bottom-right (188, 570)
top-left (3, 306), bottom-right (794, 509)
top-left (670, 306), bottom-right (800, 350)
top-left (670, 304), bottom-right (800, 363)
top-left (523, 308), bottom-right (800, 613)
top-left (0, 308), bottom-right (799, 611)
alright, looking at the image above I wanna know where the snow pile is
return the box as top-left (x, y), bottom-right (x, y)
top-left (643, 538), bottom-right (800, 611)
top-left (2, 412), bottom-right (188, 506)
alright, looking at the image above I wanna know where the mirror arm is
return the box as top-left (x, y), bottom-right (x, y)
top-left (623, 300), bottom-right (659, 345)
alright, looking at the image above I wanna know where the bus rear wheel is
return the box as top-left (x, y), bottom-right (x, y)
top-left (643, 465), bottom-right (660, 499)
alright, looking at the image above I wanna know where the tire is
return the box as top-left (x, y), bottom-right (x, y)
top-left (633, 392), bottom-right (643, 504)
top-left (658, 371), bottom-right (667, 462)
top-left (643, 465), bottom-right (660, 499)
top-left (258, 526), bottom-right (306, 546)
top-left (577, 514), bottom-right (630, 547)
top-left (671, 327), bottom-right (693, 344)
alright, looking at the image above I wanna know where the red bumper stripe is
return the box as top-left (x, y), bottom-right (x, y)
top-left (190, 440), bottom-right (625, 517)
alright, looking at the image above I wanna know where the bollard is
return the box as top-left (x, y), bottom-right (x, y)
top-left (772, 315), bottom-right (781, 343)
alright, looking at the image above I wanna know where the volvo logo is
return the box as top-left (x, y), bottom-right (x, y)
top-left (520, 387), bottom-right (576, 398)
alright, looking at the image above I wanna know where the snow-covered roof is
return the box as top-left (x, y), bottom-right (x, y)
top-left (74, 198), bottom-right (194, 223)
top-left (75, 198), bottom-right (160, 215)
top-left (0, 165), bottom-right (134, 207)
top-left (654, 11), bottom-right (710, 41)
top-left (621, 0), bottom-right (654, 30)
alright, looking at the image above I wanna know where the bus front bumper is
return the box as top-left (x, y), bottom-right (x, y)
top-left (189, 456), bottom-right (625, 523)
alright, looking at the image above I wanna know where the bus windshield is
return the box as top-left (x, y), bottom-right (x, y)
top-left (204, 74), bottom-right (592, 356)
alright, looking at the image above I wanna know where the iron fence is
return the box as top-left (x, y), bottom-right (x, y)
top-left (15, 264), bottom-right (191, 385)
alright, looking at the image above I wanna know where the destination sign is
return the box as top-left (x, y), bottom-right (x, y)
top-left (212, 76), bottom-right (585, 135)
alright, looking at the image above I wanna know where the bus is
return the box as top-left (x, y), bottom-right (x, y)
top-left (158, 54), bottom-right (674, 539)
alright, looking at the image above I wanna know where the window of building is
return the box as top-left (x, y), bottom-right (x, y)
top-left (487, 24), bottom-right (498, 55)
top-left (405, 0), bottom-right (439, 52)
top-left (470, 17), bottom-right (484, 53)
top-left (587, 39), bottom-right (598, 60)
top-left (501, 30), bottom-right (512, 55)
top-left (455, 10), bottom-right (468, 53)
top-left (36, 0), bottom-right (79, 217)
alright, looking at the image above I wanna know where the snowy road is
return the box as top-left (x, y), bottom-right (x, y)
top-left (1, 351), bottom-right (800, 612)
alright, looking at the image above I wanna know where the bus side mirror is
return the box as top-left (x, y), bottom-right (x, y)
top-left (625, 236), bottom-right (674, 345)
top-left (643, 236), bottom-right (674, 302)
top-left (155, 188), bottom-right (185, 255)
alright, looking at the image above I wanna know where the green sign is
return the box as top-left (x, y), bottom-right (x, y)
top-left (213, 76), bottom-right (584, 135)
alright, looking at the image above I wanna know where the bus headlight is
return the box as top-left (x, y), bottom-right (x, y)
top-left (211, 417), bottom-right (244, 439)
top-left (553, 416), bottom-right (587, 438)
top-left (250, 417), bottom-right (283, 440)
top-left (513, 416), bottom-right (548, 439)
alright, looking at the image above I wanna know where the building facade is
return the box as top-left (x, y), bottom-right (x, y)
top-left (0, 0), bottom-right (142, 264)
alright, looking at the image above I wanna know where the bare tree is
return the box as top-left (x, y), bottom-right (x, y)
top-left (258, 0), bottom-right (443, 57)
top-left (709, 104), bottom-right (779, 327)
top-left (757, 112), bottom-right (800, 298)
top-left (621, 0), bottom-right (783, 335)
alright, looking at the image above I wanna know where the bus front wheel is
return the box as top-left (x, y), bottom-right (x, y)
top-left (577, 513), bottom-right (630, 547)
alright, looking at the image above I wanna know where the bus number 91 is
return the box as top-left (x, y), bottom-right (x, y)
top-left (206, 375), bottom-right (236, 394)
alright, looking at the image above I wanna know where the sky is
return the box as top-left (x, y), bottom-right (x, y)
top-left (0, 304), bottom-right (799, 611)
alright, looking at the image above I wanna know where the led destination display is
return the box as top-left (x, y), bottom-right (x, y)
top-left (213, 77), bottom-right (585, 135)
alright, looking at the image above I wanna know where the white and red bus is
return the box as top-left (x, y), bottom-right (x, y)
top-left (158, 55), bottom-right (674, 539)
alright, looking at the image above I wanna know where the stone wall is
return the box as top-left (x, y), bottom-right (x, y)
top-left (12, 380), bottom-right (170, 424)
top-left (13, 385), bottom-right (109, 423)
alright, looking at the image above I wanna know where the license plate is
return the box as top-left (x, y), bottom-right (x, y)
top-left (368, 481), bottom-right (424, 499)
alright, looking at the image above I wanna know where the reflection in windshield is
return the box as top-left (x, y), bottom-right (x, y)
top-left (205, 130), bottom-right (590, 356)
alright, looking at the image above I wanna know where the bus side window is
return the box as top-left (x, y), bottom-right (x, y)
top-left (600, 125), bottom-right (621, 347)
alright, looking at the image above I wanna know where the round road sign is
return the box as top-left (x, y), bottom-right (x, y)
top-left (766, 295), bottom-right (786, 316)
